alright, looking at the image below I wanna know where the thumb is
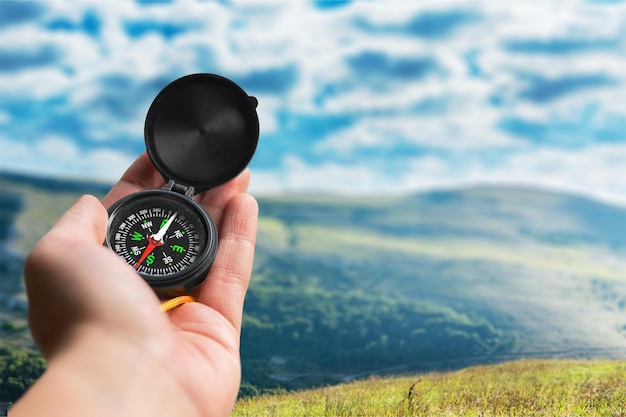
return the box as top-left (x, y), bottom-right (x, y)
top-left (46, 194), bottom-right (108, 244)
top-left (24, 195), bottom-right (106, 357)
top-left (24, 195), bottom-right (163, 358)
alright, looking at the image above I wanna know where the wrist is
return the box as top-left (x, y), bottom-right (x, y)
top-left (12, 325), bottom-right (200, 417)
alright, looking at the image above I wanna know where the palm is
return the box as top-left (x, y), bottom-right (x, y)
top-left (164, 307), bottom-right (243, 416)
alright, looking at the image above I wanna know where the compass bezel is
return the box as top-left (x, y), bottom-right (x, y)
top-left (106, 189), bottom-right (218, 297)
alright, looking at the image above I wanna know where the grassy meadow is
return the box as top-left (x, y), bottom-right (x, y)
top-left (233, 359), bottom-right (626, 417)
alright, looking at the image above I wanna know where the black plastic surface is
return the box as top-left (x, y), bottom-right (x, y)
top-left (144, 74), bottom-right (259, 193)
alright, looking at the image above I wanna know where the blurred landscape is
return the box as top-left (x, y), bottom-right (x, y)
top-left (2, 171), bottom-right (626, 400)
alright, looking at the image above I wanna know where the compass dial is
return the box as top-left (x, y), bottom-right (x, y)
top-left (113, 207), bottom-right (201, 275)
top-left (106, 190), bottom-right (218, 296)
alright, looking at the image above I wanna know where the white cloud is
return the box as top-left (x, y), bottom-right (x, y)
top-left (488, 145), bottom-right (626, 205)
top-left (254, 95), bottom-right (280, 134)
top-left (315, 99), bottom-right (524, 154)
top-left (4, 0), bottom-right (626, 203)
top-left (250, 154), bottom-right (391, 195)
top-left (0, 134), bottom-right (134, 182)
top-left (250, 142), bottom-right (626, 208)
top-left (0, 68), bottom-right (72, 99)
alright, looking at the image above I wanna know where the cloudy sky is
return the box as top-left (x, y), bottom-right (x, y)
top-left (1, 1), bottom-right (626, 202)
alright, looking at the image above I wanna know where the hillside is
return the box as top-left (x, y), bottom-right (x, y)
top-left (2, 172), bottom-right (626, 396)
top-left (246, 187), bottom-right (626, 389)
top-left (233, 359), bottom-right (626, 417)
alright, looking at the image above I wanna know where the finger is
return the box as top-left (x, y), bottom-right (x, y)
top-left (101, 153), bottom-right (165, 208)
top-left (45, 194), bottom-right (109, 244)
top-left (196, 193), bottom-right (258, 332)
top-left (196, 169), bottom-right (251, 231)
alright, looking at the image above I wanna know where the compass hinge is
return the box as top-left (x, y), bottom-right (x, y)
top-left (163, 180), bottom-right (196, 198)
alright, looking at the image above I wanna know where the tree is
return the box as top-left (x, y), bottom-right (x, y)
top-left (0, 346), bottom-right (46, 403)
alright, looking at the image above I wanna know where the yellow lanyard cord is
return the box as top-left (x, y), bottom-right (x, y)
top-left (160, 295), bottom-right (197, 312)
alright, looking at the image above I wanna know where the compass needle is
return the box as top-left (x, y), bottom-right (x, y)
top-left (153, 212), bottom-right (177, 242)
top-left (134, 241), bottom-right (156, 270)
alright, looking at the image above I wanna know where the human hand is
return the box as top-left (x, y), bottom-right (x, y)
top-left (13, 153), bottom-right (258, 417)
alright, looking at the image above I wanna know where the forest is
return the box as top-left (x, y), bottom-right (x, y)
top-left (240, 253), bottom-right (510, 392)
top-left (0, 346), bottom-right (45, 404)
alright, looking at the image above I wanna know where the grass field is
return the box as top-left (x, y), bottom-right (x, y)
top-left (233, 359), bottom-right (626, 417)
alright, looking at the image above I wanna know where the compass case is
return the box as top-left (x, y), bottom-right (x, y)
top-left (144, 73), bottom-right (259, 193)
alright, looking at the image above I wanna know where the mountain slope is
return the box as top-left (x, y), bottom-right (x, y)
top-left (247, 186), bottom-right (626, 388)
top-left (2, 173), bottom-right (626, 394)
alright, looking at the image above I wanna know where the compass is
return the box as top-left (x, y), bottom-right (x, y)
top-left (105, 74), bottom-right (259, 297)
top-left (106, 189), bottom-right (216, 295)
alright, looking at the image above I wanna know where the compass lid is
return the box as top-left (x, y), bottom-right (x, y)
top-left (145, 73), bottom-right (259, 193)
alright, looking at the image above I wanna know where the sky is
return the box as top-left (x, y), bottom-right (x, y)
top-left (1, 1), bottom-right (626, 202)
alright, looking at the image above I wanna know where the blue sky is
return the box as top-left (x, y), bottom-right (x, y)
top-left (1, 1), bottom-right (626, 202)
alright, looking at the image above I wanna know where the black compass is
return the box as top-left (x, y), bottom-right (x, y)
top-left (105, 74), bottom-right (259, 297)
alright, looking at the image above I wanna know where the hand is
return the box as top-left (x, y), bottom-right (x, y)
top-left (12, 153), bottom-right (258, 417)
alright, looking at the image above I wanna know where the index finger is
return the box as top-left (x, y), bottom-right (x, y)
top-left (196, 192), bottom-right (258, 332)
top-left (101, 153), bottom-right (164, 209)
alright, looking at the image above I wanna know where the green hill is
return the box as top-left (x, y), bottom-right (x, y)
top-left (233, 358), bottom-right (626, 417)
top-left (2, 172), bottom-right (626, 398)
top-left (245, 187), bottom-right (626, 390)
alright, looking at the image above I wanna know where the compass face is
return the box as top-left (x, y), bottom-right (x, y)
top-left (106, 190), bottom-right (217, 293)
